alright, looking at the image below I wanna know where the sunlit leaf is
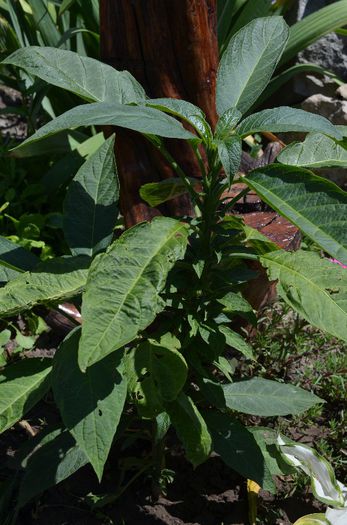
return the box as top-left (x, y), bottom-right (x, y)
top-left (79, 217), bottom-right (188, 370)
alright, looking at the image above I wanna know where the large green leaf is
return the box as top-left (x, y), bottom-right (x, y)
top-left (245, 165), bottom-right (347, 264)
top-left (278, 133), bottom-right (347, 168)
top-left (17, 427), bottom-right (88, 508)
top-left (261, 250), bottom-right (347, 343)
top-left (63, 135), bottom-right (119, 256)
top-left (15, 102), bottom-right (195, 150)
top-left (223, 377), bottom-right (323, 416)
top-left (140, 178), bottom-right (197, 207)
top-left (3, 46), bottom-right (145, 103)
top-left (0, 359), bottom-right (52, 434)
top-left (166, 392), bottom-right (211, 467)
top-left (204, 411), bottom-right (275, 492)
top-left (280, 0), bottom-right (347, 66)
top-left (11, 130), bottom-right (99, 159)
top-left (216, 17), bottom-right (288, 115)
top-left (52, 329), bottom-right (127, 481)
top-left (0, 256), bottom-right (89, 317)
top-left (79, 217), bottom-right (188, 371)
top-left (236, 107), bottom-right (341, 140)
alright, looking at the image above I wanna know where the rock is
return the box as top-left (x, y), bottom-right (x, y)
top-left (0, 85), bottom-right (27, 140)
top-left (294, 74), bottom-right (338, 100)
top-left (301, 93), bottom-right (347, 125)
top-left (336, 84), bottom-right (347, 100)
top-left (299, 32), bottom-right (347, 82)
top-left (288, 1), bottom-right (347, 100)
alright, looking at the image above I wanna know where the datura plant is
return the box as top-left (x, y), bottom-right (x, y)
top-left (0, 16), bottom-right (346, 516)
top-left (277, 437), bottom-right (347, 525)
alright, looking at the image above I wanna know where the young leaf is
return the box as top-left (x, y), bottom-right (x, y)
top-left (52, 329), bottom-right (127, 481)
top-left (223, 377), bottom-right (323, 416)
top-left (63, 135), bottom-right (119, 257)
top-left (245, 165), bottom-right (347, 264)
top-left (215, 107), bottom-right (242, 140)
top-left (17, 428), bottom-right (88, 508)
top-left (261, 250), bottom-right (347, 343)
top-left (140, 178), bottom-right (197, 207)
top-left (79, 217), bottom-right (188, 370)
top-left (0, 359), bottom-right (52, 434)
top-left (166, 392), bottom-right (212, 467)
top-left (219, 325), bottom-right (254, 360)
top-left (3, 46), bottom-right (146, 103)
top-left (143, 98), bottom-right (211, 140)
top-left (217, 136), bottom-right (242, 183)
top-left (216, 17), bottom-right (289, 115)
top-left (15, 102), bottom-right (195, 149)
top-left (204, 411), bottom-right (275, 492)
top-left (236, 107), bottom-right (342, 140)
top-left (0, 256), bottom-right (89, 317)
top-left (278, 133), bottom-right (347, 168)
top-left (126, 340), bottom-right (188, 418)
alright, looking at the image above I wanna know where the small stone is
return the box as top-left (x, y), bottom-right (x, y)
top-left (301, 94), bottom-right (347, 125)
top-left (336, 83), bottom-right (347, 100)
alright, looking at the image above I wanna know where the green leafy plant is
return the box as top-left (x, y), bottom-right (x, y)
top-left (0, 0), bottom-right (102, 260)
top-left (0, 15), bottom-right (347, 518)
top-left (217, 0), bottom-right (347, 107)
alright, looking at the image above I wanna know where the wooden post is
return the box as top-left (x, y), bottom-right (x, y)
top-left (100, 0), bottom-right (218, 227)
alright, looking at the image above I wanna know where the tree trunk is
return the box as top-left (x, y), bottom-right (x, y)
top-left (100, 0), bottom-right (218, 227)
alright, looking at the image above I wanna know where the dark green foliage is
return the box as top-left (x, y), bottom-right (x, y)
top-left (0, 15), bottom-right (346, 517)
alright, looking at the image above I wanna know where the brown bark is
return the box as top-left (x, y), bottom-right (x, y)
top-left (100, 0), bottom-right (218, 227)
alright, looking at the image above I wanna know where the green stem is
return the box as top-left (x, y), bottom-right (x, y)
top-left (192, 142), bottom-right (207, 179)
top-left (151, 420), bottom-right (166, 499)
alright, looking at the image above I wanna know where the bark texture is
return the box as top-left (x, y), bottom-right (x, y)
top-left (100, 0), bottom-right (218, 226)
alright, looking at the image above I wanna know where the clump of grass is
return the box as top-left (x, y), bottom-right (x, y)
top-left (248, 300), bottom-right (346, 482)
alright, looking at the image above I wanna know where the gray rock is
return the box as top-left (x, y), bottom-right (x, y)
top-left (299, 33), bottom-right (347, 81)
top-left (336, 84), bottom-right (347, 100)
top-left (294, 74), bottom-right (338, 99)
top-left (301, 94), bottom-right (347, 125)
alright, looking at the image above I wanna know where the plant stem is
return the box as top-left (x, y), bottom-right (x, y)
top-left (151, 420), bottom-right (166, 500)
